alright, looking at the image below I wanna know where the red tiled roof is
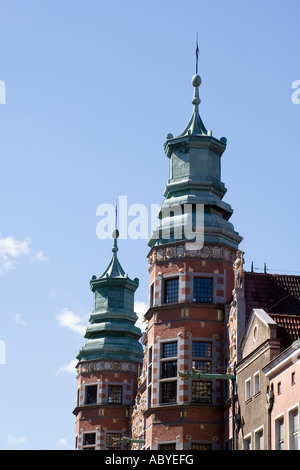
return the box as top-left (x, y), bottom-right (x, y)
top-left (244, 272), bottom-right (300, 320)
top-left (270, 314), bottom-right (300, 351)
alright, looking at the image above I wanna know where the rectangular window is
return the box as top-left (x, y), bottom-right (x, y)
top-left (85, 384), bottom-right (97, 405)
top-left (192, 341), bottom-right (212, 357)
top-left (162, 342), bottom-right (177, 358)
top-left (193, 277), bottom-right (213, 303)
top-left (161, 360), bottom-right (177, 378)
top-left (254, 428), bottom-right (264, 450)
top-left (192, 360), bottom-right (212, 373)
top-left (243, 435), bottom-right (252, 450)
top-left (277, 382), bottom-right (281, 395)
top-left (275, 416), bottom-right (285, 450)
top-left (150, 283), bottom-right (154, 307)
top-left (191, 443), bottom-right (212, 450)
top-left (254, 372), bottom-right (260, 395)
top-left (106, 433), bottom-right (121, 450)
top-left (165, 278), bottom-right (179, 303)
top-left (289, 408), bottom-right (299, 450)
top-left (83, 432), bottom-right (96, 450)
top-left (159, 444), bottom-right (176, 450)
top-left (245, 378), bottom-right (251, 401)
top-left (108, 385), bottom-right (122, 404)
top-left (191, 381), bottom-right (212, 403)
top-left (291, 372), bottom-right (296, 385)
top-left (161, 381), bottom-right (177, 403)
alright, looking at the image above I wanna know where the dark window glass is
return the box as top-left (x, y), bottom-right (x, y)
top-left (191, 381), bottom-right (212, 403)
top-left (192, 360), bottom-right (212, 373)
top-left (162, 342), bottom-right (177, 358)
top-left (108, 385), bottom-right (122, 404)
top-left (85, 385), bottom-right (97, 405)
top-left (83, 433), bottom-right (96, 447)
top-left (159, 444), bottom-right (176, 450)
top-left (165, 278), bottom-right (179, 303)
top-left (191, 443), bottom-right (212, 450)
top-left (193, 278), bottom-right (212, 303)
top-left (192, 341), bottom-right (212, 357)
top-left (161, 360), bottom-right (177, 378)
top-left (106, 433), bottom-right (121, 450)
top-left (161, 381), bottom-right (177, 403)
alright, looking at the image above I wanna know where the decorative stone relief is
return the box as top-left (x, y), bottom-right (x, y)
top-left (148, 243), bottom-right (237, 270)
top-left (77, 360), bottom-right (139, 376)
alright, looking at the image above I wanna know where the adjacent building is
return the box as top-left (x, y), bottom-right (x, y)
top-left (227, 271), bottom-right (300, 450)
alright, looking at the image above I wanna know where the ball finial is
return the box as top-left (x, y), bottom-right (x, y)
top-left (192, 74), bottom-right (201, 87)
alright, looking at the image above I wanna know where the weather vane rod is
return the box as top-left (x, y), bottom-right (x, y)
top-left (195, 34), bottom-right (199, 75)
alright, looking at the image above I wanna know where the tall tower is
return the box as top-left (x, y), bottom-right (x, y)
top-left (74, 230), bottom-right (143, 450)
top-left (133, 66), bottom-right (242, 450)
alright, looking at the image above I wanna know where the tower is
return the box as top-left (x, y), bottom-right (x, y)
top-left (132, 65), bottom-right (242, 450)
top-left (74, 230), bottom-right (143, 450)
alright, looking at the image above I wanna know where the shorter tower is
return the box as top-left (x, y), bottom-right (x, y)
top-left (73, 230), bottom-right (143, 450)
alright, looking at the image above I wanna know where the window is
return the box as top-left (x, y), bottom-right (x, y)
top-left (191, 443), bottom-right (212, 450)
top-left (192, 341), bottom-right (212, 374)
top-left (191, 381), bottom-right (212, 403)
top-left (106, 433), bottom-right (121, 450)
top-left (83, 432), bottom-right (96, 450)
top-left (275, 416), bottom-right (285, 450)
top-left (192, 341), bottom-right (212, 357)
top-left (160, 341), bottom-right (178, 404)
top-left (291, 372), bottom-right (296, 385)
top-left (162, 342), bottom-right (177, 358)
top-left (245, 378), bottom-right (251, 401)
top-left (165, 278), bottom-right (179, 303)
top-left (108, 385), bottom-right (122, 404)
top-left (85, 384), bottom-right (97, 405)
top-left (289, 408), bottom-right (299, 450)
top-left (193, 277), bottom-right (212, 303)
top-left (159, 443), bottom-right (176, 450)
top-left (277, 382), bottom-right (281, 395)
top-left (243, 434), bottom-right (252, 450)
top-left (254, 428), bottom-right (264, 450)
top-left (150, 283), bottom-right (154, 307)
top-left (161, 360), bottom-right (177, 378)
top-left (254, 372), bottom-right (260, 395)
top-left (192, 360), bottom-right (212, 373)
top-left (161, 381), bottom-right (177, 403)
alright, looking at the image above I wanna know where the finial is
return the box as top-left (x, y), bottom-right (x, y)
top-left (195, 34), bottom-right (199, 75)
top-left (112, 198), bottom-right (119, 253)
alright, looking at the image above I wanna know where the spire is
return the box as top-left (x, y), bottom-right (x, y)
top-left (179, 73), bottom-right (208, 137)
top-left (177, 40), bottom-right (208, 137)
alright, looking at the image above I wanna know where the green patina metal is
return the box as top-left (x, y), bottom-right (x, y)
top-left (178, 369), bottom-right (236, 382)
top-left (77, 231), bottom-right (143, 364)
top-left (149, 73), bottom-right (241, 250)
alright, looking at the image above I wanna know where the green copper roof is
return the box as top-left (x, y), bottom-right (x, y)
top-left (77, 231), bottom-right (143, 363)
top-left (148, 71), bottom-right (242, 250)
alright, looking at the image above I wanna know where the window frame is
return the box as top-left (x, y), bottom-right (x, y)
top-left (193, 277), bottom-right (213, 303)
top-left (82, 432), bottom-right (96, 450)
top-left (191, 380), bottom-right (212, 404)
top-left (84, 384), bottom-right (98, 405)
top-left (107, 385), bottom-right (123, 404)
top-left (164, 277), bottom-right (179, 303)
top-left (245, 377), bottom-right (251, 402)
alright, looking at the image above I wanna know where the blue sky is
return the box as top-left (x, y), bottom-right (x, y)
top-left (0, 0), bottom-right (300, 450)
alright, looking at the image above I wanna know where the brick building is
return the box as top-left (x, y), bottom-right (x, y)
top-left (73, 231), bottom-right (143, 450)
top-left (130, 70), bottom-right (241, 450)
top-left (73, 63), bottom-right (300, 450)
